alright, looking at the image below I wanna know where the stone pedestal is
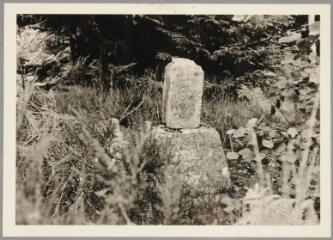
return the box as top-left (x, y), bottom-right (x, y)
top-left (151, 125), bottom-right (230, 190)
top-left (147, 125), bottom-right (231, 224)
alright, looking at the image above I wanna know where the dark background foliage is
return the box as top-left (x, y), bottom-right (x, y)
top-left (17, 15), bottom-right (308, 79)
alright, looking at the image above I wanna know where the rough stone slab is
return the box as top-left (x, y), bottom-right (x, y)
top-left (151, 125), bottom-right (230, 191)
top-left (163, 58), bottom-right (204, 129)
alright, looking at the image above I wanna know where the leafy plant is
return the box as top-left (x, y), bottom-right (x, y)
top-left (226, 21), bottom-right (320, 224)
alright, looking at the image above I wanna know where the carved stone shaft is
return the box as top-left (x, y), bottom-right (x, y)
top-left (163, 58), bottom-right (204, 129)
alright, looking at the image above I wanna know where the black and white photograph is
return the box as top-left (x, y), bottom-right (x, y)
top-left (2, 1), bottom-right (332, 238)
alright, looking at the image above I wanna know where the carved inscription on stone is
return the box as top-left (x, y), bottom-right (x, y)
top-left (163, 58), bottom-right (204, 128)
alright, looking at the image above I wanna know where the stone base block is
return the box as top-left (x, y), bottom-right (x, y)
top-left (151, 125), bottom-right (231, 191)
top-left (141, 125), bottom-right (232, 224)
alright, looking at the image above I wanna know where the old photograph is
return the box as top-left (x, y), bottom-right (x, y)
top-left (15, 13), bottom-right (321, 226)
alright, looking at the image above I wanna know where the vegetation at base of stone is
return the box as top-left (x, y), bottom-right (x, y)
top-left (16, 14), bottom-right (320, 225)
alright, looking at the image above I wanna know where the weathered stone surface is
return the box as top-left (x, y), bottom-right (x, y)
top-left (144, 58), bottom-right (231, 224)
top-left (163, 58), bottom-right (204, 129)
top-left (151, 125), bottom-right (230, 191)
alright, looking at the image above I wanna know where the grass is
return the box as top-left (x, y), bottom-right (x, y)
top-left (202, 98), bottom-right (261, 146)
top-left (16, 73), bottom-right (319, 225)
top-left (16, 76), bottom-right (260, 225)
top-left (54, 82), bottom-right (260, 141)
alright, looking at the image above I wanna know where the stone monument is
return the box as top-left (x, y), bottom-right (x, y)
top-left (148, 57), bottom-right (231, 224)
top-left (163, 58), bottom-right (204, 128)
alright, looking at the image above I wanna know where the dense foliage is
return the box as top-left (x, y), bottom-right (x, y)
top-left (17, 15), bottom-right (304, 88)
